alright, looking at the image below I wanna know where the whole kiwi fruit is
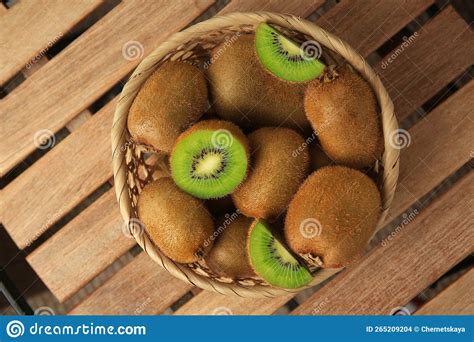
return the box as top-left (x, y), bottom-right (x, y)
top-left (207, 35), bottom-right (310, 131)
top-left (205, 214), bottom-right (255, 279)
top-left (137, 177), bottom-right (214, 263)
top-left (304, 64), bottom-right (383, 168)
top-left (128, 61), bottom-right (208, 153)
top-left (285, 166), bottom-right (381, 268)
top-left (232, 127), bottom-right (309, 219)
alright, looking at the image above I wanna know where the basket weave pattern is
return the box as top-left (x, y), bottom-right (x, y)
top-left (111, 12), bottom-right (399, 297)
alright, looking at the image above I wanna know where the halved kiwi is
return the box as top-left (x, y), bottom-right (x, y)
top-left (285, 166), bottom-right (381, 268)
top-left (304, 64), bottom-right (383, 168)
top-left (137, 177), bottom-right (214, 263)
top-left (255, 23), bottom-right (326, 82)
top-left (127, 61), bottom-right (208, 153)
top-left (248, 219), bottom-right (312, 289)
top-left (170, 120), bottom-right (249, 199)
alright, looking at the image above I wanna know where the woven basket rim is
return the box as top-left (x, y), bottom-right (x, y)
top-left (111, 11), bottom-right (399, 298)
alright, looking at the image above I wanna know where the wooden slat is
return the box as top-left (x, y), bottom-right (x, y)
top-left (68, 253), bottom-right (193, 315)
top-left (416, 269), bottom-right (474, 315)
top-left (0, 0), bottom-right (214, 177)
top-left (0, 0), bottom-right (102, 85)
top-left (26, 189), bottom-right (135, 302)
top-left (375, 6), bottom-right (474, 121)
top-left (317, 0), bottom-right (434, 57)
top-left (218, 0), bottom-right (324, 15)
top-left (65, 110), bottom-right (93, 132)
top-left (0, 100), bottom-right (116, 249)
top-left (175, 1), bottom-right (474, 315)
top-left (292, 172), bottom-right (473, 315)
top-left (175, 290), bottom-right (292, 315)
top-left (387, 81), bottom-right (474, 221)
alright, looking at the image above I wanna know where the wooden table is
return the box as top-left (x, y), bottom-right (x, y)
top-left (0, 0), bottom-right (473, 315)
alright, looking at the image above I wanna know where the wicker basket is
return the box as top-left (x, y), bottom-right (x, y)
top-left (111, 12), bottom-right (399, 298)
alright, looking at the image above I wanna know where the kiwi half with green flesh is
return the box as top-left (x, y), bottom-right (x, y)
top-left (137, 177), bottom-right (214, 263)
top-left (207, 34), bottom-right (310, 131)
top-left (127, 61), bottom-right (208, 153)
top-left (170, 120), bottom-right (249, 199)
top-left (248, 219), bottom-right (312, 289)
top-left (232, 127), bottom-right (310, 219)
top-left (205, 215), bottom-right (255, 279)
top-left (285, 166), bottom-right (381, 268)
top-left (304, 64), bottom-right (383, 168)
top-left (255, 23), bottom-right (325, 82)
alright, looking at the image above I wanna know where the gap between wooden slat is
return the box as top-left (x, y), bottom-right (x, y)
top-left (0, 0), bottom-right (103, 85)
top-left (26, 189), bottom-right (135, 302)
top-left (415, 268), bottom-right (474, 315)
top-left (0, 0), bottom-right (215, 177)
top-left (68, 253), bottom-right (193, 315)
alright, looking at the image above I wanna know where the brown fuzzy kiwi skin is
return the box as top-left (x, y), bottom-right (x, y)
top-left (137, 177), bottom-right (214, 264)
top-left (304, 64), bottom-right (383, 168)
top-left (127, 61), bottom-right (208, 153)
top-left (284, 166), bottom-right (381, 268)
top-left (207, 34), bottom-right (310, 131)
top-left (232, 127), bottom-right (310, 220)
top-left (205, 215), bottom-right (255, 279)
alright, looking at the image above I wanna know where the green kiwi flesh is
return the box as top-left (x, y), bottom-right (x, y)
top-left (170, 120), bottom-right (249, 199)
top-left (137, 178), bottom-right (214, 263)
top-left (255, 23), bottom-right (325, 82)
top-left (127, 61), bottom-right (208, 153)
top-left (205, 215), bottom-right (255, 279)
top-left (248, 219), bottom-right (312, 289)
top-left (285, 166), bottom-right (381, 268)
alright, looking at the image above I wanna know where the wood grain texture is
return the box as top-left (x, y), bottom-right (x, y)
top-left (0, 0), bottom-right (102, 85)
top-left (0, 0), bottom-right (214, 177)
top-left (26, 189), bottom-right (135, 302)
top-left (68, 253), bottom-right (193, 315)
top-left (0, 100), bottom-right (116, 249)
top-left (65, 110), bottom-right (93, 132)
top-left (219, 0), bottom-right (324, 16)
top-left (388, 81), bottom-right (474, 221)
top-left (292, 172), bottom-right (474, 315)
top-left (375, 6), bottom-right (474, 121)
top-left (317, 0), bottom-right (434, 57)
top-left (175, 291), bottom-right (293, 315)
top-left (416, 269), bottom-right (474, 315)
